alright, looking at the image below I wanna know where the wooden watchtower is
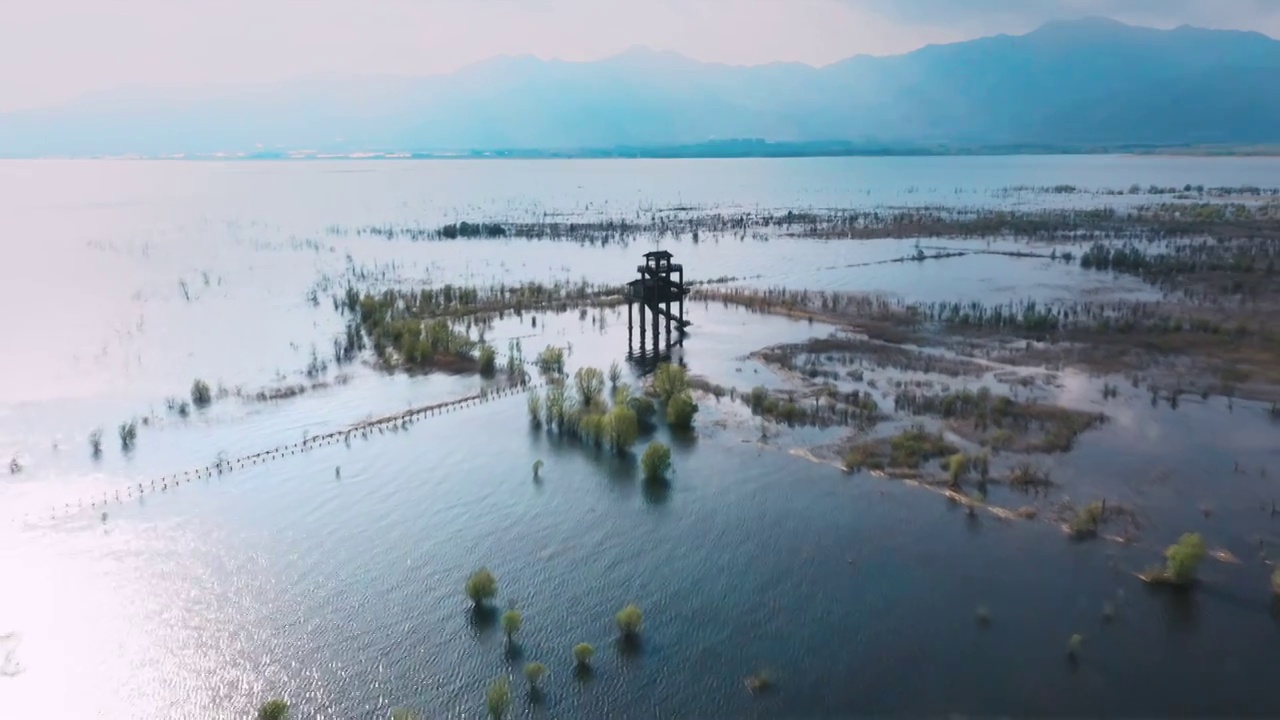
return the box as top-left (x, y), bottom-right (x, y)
top-left (626, 250), bottom-right (690, 363)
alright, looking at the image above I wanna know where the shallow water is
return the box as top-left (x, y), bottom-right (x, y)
top-left (3, 157), bottom-right (1280, 718)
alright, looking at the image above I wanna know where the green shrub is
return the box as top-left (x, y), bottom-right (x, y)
top-left (465, 568), bottom-right (498, 606)
top-left (629, 395), bottom-right (657, 429)
top-left (1067, 634), bottom-right (1083, 658)
top-left (605, 405), bottom-right (639, 454)
top-left (616, 604), bottom-right (643, 637)
top-left (666, 392), bottom-right (698, 430)
top-left (573, 642), bottom-right (595, 666)
top-left (640, 442), bottom-right (672, 482)
top-left (947, 453), bottom-right (968, 485)
top-left (1272, 566), bottom-right (1280, 597)
top-left (1069, 501), bottom-right (1105, 539)
top-left (527, 392), bottom-right (542, 426)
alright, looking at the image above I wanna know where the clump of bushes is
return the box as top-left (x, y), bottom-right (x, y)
top-left (666, 391), bottom-right (698, 430)
top-left (641, 442), bottom-right (672, 482)
top-left (536, 346), bottom-right (565, 375)
top-left (523, 662), bottom-right (547, 690)
top-left (465, 568), bottom-right (498, 606)
top-left (889, 425), bottom-right (957, 469)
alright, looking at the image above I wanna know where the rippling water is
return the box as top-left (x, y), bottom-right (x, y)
top-left (3, 157), bottom-right (1280, 718)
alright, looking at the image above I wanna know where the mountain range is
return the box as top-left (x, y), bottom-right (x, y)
top-left (3, 17), bottom-right (1279, 157)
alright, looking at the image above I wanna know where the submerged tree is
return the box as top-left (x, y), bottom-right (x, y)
top-left (478, 345), bottom-right (497, 378)
top-left (616, 604), bottom-right (643, 639)
top-left (666, 391), bottom-right (698, 431)
top-left (88, 427), bottom-right (104, 458)
top-left (640, 442), bottom-right (672, 482)
top-left (191, 378), bottom-right (213, 408)
top-left (466, 568), bottom-right (498, 606)
top-left (501, 609), bottom-right (523, 642)
top-left (608, 361), bottom-right (623, 388)
top-left (523, 662), bottom-right (547, 690)
top-left (118, 420), bottom-right (138, 452)
top-left (1163, 532), bottom-right (1207, 584)
top-left (653, 363), bottom-right (689, 404)
top-left (574, 366), bottom-right (605, 409)
top-left (573, 642), bottom-right (595, 667)
top-left (486, 677), bottom-right (511, 720)
top-left (257, 699), bottom-right (289, 720)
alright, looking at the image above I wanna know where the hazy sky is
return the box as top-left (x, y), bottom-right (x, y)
top-left (3, 0), bottom-right (1278, 112)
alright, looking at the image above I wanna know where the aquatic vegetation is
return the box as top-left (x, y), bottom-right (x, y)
top-left (118, 420), bottom-right (138, 452)
top-left (573, 642), bottom-right (595, 667)
top-left (666, 391), bottom-right (699, 431)
top-left (465, 568), bottom-right (498, 606)
top-left (615, 604), bottom-right (643, 638)
top-left (641, 442), bottom-right (672, 482)
top-left (532, 460), bottom-right (544, 479)
top-left (896, 388), bottom-right (1106, 454)
top-left (257, 699), bottom-right (289, 720)
top-left (485, 677), bottom-right (511, 720)
top-left (890, 426), bottom-right (958, 469)
top-left (389, 709), bottom-right (420, 720)
top-left (190, 379), bottom-right (213, 408)
top-left (1008, 462), bottom-right (1052, 487)
top-left (501, 610), bottom-right (522, 642)
top-left (523, 662), bottom-right (547, 689)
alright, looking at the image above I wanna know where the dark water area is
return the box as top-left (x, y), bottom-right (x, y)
top-left (3, 157), bottom-right (1280, 718)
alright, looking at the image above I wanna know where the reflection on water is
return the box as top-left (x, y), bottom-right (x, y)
top-left (3, 157), bottom-right (1280, 717)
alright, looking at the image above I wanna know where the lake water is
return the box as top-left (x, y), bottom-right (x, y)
top-left (2, 156), bottom-right (1280, 719)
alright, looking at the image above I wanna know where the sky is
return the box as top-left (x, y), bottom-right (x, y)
top-left (2, 0), bottom-right (1278, 112)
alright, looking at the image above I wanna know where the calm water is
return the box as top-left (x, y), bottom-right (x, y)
top-left (3, 157), bottom-right (1280, 718)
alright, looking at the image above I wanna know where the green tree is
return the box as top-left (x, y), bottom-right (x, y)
top-left (653, 363), bottom-right (689, 403)
top-left (191, 378), bottom-right (213, 408)
top-left (666, 391), bottom-right (698, 430)
top-left (1163, 532), bottom-right (1206, 584)
top-left (1067, 634), bottom-right (1083, 659)
top-left (523, 662), bottom-right (547, 689)
top-left (641, 442), bottom-right (672, 482)
top-left (486, 677), bottom-right (511, 720)
top-left (616, 604), bottom-right (643, 638)
top-left (629, 395), bottom-right (657, 429)
top-left (573, 642), bottom-right (595, 667)
top-left (544, 382), bottom-right (567, 430)
top-left (258, 699), bottom-right (288, 720)
top-left (1272, 566), bottom-right (1280, 597)
top-left (465, 568), bottom-right (498, 606)
top-left (478, 345), bottom-right (497, 378)
top-left (574, 367), bottom-right (605, 409)
top-left (501, 609), bottom-right (523, 641)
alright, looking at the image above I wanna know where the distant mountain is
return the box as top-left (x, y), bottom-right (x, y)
top-left (3, 18), bottom-right (1279, 157)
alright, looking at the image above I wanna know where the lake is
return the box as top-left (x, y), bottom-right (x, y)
top-left (2, 156), bottom-right (1280, 719)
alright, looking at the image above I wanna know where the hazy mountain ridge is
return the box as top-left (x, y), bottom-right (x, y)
top-left (2, 17), bottom-right (1279, 156)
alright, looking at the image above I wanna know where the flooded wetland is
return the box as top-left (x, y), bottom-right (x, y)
top-left (3, 156), bottom-right (1280, 718)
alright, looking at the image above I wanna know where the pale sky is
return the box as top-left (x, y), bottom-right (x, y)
top-left (3, 0), bottom-right (1278, 112)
